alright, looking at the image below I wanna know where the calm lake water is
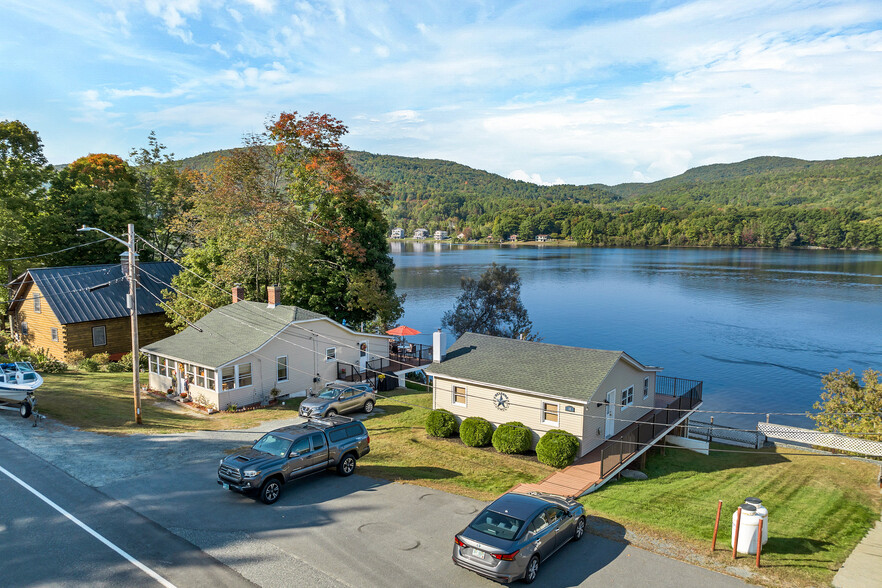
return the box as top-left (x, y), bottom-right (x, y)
top-left (389, 242), bottom-right (882, 429)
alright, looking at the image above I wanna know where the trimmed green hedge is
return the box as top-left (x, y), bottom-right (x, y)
top-left (426, 409), bottom-right (458, 437)
top-left (492, 421), bottom-right (533, 454)
top-left (459, 417), bottom-right (493, 447)
top-left (536, 429), bottom-right (580, 468)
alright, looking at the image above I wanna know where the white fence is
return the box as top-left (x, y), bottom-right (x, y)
top-left (687, 420), bottom-right (765, 449)
top-left (758, 422), bottom-right (882, 457)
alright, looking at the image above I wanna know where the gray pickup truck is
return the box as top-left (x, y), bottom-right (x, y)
top-left (218, 416), bottom-right (371, 504)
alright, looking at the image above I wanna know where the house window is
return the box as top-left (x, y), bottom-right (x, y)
top-left (149, 355), bottom-right (157, 374)
top-left (51, 327), bottom-right (58, 342)
top-left (222, 366), bottom-right (235, 390)
top-left (206, 369), bottom-right (216, 390)
top-left (643, 377), bottom-right (650, 399)
top-left (33, 294), bottom-right (41, 313)
top-left (91, 326), bottom-right (106, 347)
top-left (325, 347), bottom-right (336, 362)
top-left (237, 363), bottom-right (252, 388)
top-left (542, 402), bottom-right (560, 425)
top-left (277, 356), bottom-right (288, 382)
top-left (452, 386), bottom-right (467, 406)
top-left (20, 322), bottom-right (28, 336)
top-left (621, 386), bottom-right (634, 409)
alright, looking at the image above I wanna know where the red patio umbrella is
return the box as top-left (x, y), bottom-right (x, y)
top-left (386, 325), bottom-right (421, 337)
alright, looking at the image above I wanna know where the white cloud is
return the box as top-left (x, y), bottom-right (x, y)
top-left (242, 0), bottom-right (275, 14)
top-left (210, 42), bottom-right (229, 57)
top-left (507, 170), bottom-right (565, 186)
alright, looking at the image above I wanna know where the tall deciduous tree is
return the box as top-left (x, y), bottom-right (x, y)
top-left (810, 369), bottom-right (882, 442)
top-left (442, 263), bottom-right (539, 340)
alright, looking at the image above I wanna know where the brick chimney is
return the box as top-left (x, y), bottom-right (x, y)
top-left (267, 285), bottom-right (281, 308)
top-left (232, 284), bottom-right (245, 304)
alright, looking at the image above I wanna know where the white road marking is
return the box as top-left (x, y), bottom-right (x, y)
top-left (0, 463), bottom-right (177, 588)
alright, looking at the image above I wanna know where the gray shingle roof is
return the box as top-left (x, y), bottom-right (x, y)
top-left (426, 333), bottom-right (640, 402)
top-left (15, 262), bottom-right (179, 324)
top-left (141, 301), bottom-right (326, 367)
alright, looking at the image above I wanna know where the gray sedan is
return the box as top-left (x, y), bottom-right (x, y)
top-left (452, 492), bottom-right (586, 584)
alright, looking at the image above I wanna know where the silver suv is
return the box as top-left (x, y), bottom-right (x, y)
top-left (218, 416), bottom-right (371, 504)
top-left (299, 381), bottom-right (376, 418)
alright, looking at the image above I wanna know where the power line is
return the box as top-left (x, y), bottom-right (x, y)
top-left (2, 238), bottom-right (113, 262)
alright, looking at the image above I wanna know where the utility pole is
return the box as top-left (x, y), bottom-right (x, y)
top-left (77, 224), bottom-right (142, 424)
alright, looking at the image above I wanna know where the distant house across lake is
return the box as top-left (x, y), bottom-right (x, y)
top-left (434, 230), bottom-right (448, 240)
top-left (537, 234), bottom-right (549, 242)
top-left (391, 227), bottom-right (404, 239)
top-left (413, 228), bottom-right (429, 239)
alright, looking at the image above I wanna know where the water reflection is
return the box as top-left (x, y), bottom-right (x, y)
top-left (391, 244), bottom-right (882, 428)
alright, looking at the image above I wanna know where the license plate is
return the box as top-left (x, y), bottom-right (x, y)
top-left (223, 483), bottom-right (230, 490)
top-left (471, 548), bottom-right (486, 559)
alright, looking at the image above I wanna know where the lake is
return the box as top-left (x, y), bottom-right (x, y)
top-left (389, 242), bottom-right (882, 429)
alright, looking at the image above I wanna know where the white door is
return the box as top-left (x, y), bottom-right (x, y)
top-left (358, 341), bottom-right (368, 370)
top-left (605, 390), bottom-right (616, 438)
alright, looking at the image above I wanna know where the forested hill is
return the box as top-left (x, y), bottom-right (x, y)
top-left (178, 149), bottom-right (882, 248)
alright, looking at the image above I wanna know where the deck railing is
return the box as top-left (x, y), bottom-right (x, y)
top-left (655, 375), bottom-right (703, 398)
top-left (390, 343), bottom-right (433, 365)
top-left (599, 384), bottom-right (702, 477)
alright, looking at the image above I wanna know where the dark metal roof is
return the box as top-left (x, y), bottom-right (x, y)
top-left (15, 262), bottom-right (180, 325)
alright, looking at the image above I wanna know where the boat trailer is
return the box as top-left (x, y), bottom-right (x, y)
top-left (0, 397), bottom-right (45, 426)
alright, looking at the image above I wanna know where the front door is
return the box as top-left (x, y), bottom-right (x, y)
top-left (358, 341), bottom-right (368, 370)
top-left (605, 390), bottom-right (616, 438)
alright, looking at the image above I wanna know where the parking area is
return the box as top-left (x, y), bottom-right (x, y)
top-left (0, 412), bottom-right (750, 587)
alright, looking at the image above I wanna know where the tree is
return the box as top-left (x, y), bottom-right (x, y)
top-left (441, 263), bottom-right (539, 340)
top-left (809, 369), bottom-right (882, 442)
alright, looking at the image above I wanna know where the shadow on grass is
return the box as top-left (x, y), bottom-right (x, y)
top-left (765, 536), bottom-right (835, 556)
top-left (641, 443), bottom-right (790, 478)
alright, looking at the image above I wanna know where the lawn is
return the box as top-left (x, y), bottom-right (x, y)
top-left (37, 371), bottom-right (303, 434)
top-left (580, 443), bottom-right (882, 586)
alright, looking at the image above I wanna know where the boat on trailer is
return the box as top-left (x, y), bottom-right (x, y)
top-left (0, 362), bottom-right (43, 418)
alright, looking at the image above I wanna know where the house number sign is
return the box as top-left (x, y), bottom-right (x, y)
top-left (493, 392), bottom-right (510, 410)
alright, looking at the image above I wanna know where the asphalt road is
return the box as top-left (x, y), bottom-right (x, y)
top-left (0, 410), bottom-right (751, 588)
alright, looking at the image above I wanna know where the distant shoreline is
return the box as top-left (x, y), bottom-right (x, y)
top-left (388, 239), bottom-right (879, 252)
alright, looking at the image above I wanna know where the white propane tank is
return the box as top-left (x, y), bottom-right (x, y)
top-left (744, 497), bottom-right (768, 545)
top-left (731, 503), bottom-right (761, 554)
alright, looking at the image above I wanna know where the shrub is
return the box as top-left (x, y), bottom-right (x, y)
top-left (459, 417), bottom-right (493, 447)
top-left (492, 421), bottom-right (533, 454)
top-left (105, 361), bottom-right (127, 372)
top-left (120, 351), bottom-right (148, 371)
top-left (536, 429), bottom-right (580, 468)
top-left (66, 350), bottom-right (85, 365)
top-left (425, 409), bottom-right (458, 437)
top-left (0, 331), bottom-right (11, 355)
top-left (91, 352), bottom-right (111, 366)
top-left (6, 343), bottom-right (29, 362)
top-left (78, 358), bottom-right (99, 372)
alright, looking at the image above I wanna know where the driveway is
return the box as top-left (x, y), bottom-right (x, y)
top-left (0, 412), bottom-right (750, 587)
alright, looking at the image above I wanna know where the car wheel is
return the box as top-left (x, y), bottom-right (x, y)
top-left (337, 453), bottom-right (356, 476)
top-left (326, 409), bottom-right (337, 417)
top-left (19, 401), bottom-right (32, 418)
top-left (259, 478), bottom-right (282, 505)
top-left (522, 555), bottom-right (540, 584)
top-left (573, 516), bottom-right (586, 541)
top-left (363, 399), bottom-right (374, 413)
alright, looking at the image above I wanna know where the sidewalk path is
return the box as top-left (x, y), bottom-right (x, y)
top-left (833, 516), bottom-right (882, 588)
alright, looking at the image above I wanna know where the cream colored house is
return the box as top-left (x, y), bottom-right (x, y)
top-left (426, 332), bottom-right (663, 457)
top-left (141, 287), bottom-right (389, 411)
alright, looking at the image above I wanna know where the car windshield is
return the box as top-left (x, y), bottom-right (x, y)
top-left (252, 434), bottom-right (291, 457)
top-left (469, 509), bottom-right (525, 541)
top-left (317, 387), bottom-right (341, 399)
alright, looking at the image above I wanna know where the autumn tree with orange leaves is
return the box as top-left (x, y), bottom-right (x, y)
top-left (164, 111), bottom-right (402, 330)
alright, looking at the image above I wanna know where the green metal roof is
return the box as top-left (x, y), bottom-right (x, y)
top-left (141, 301), bottom-right (325, 367)
top-left (426, 333), bottom-right (641, 402)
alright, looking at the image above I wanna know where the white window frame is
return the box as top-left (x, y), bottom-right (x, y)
top-left (33, 293), bottom-right (41, 313)
top-left (222, 363), bottom-right (253, 390)
top-left (621, 386), bottom-right (634, 410)
top-left (91, 325), bottom-right (106, 347)
top-left (643, 377), bottom-right (650, 399)
top-left (277, 356), bottom-right (288, 382)
top-left (325, 347), bottom-right (336, 362)
top-left (50, 327), bottom-right (58, 342)
top-left (541, 402), bottom-right (560, 426)
top-left (452, 385), bottom-right (467, 407)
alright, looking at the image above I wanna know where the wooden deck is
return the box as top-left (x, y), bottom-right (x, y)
top-left (512, 393), bottom-right (695, 498)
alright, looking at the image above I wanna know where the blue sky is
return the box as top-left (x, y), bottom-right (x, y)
top-left (3, 0), bottom-right (882, 184)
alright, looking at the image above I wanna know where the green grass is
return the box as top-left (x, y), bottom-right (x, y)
top-left (580, 444), bottom-right (882, 586)
top-left (37, 371), bottom-right (302, 434)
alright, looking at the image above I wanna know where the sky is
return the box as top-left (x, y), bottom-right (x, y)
top-left (3, 0), bottom-right (882, 185)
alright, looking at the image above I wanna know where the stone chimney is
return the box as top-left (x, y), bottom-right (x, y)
top-left (432, 329), bottom-right (447, 363)
top-left (232, 284), bottom-right (245, 304)
top-left (267, 285), bottom-right (281, 308)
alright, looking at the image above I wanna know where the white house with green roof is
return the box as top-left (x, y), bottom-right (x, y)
top-left (426, 332), bottom-right (666, 458)
top-left (141, 288), bottom-right (389, 411)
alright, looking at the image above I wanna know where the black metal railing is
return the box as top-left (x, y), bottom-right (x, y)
top-left (599, 385), bottom-right (702, 477)
top-left (389, 343), bottom-right (433, 366)
top-left (655, 375), bottom-right (703, 399)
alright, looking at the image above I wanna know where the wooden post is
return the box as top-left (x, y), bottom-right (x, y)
top-left (732, 506), bottom-right (742, 560)
top-left (711, 500), bottom-right (723, 552)
top-left (709, 416), bottom-right (714, 444)
top-left (756, 518), bottom-right (763, 567)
